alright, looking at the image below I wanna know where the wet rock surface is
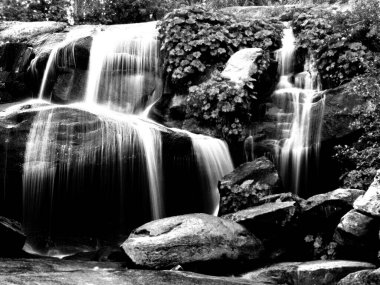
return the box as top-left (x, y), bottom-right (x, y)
top-left (0, 258), bottom-right (260, 285)
top-left (242, 260), bottom-right (376, 285)
top-left (0, 216), bottom-right (26, 256)
top-left (121, 213), bottom-right (264, 271)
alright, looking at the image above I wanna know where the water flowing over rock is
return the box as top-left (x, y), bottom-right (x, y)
top-left (85, 22), bottom-right (161, 114)
top-left (273, 22), bottom-right (325, 197)
top-left (218, 157), bottom-right (281, 215)
top-left (0, 100), bottom-right (233, 252)
top-left (242, 260), bottom-right (376, 285)
top-left (121, 213), bottom-right (264, 270)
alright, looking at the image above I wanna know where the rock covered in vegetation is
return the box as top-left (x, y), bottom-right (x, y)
top-left (242, 260), bottom-right (376, 285)
top-left (121, 213), bottom-right (263, 270)
top-left (221, 48), bottom-right (262, 84)
top-left (0, 216), bottom-right (26, 256)
top-left (218, 157), bottom-right (281, 215)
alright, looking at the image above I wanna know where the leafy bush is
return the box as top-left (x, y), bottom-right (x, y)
top-left (186, 72), bottom-right (253, 141)
top-left (292, 0), bottom-right (380, 89)
top-left (304, 234), bottom-right (337, 260)
top-left (1, 0), bottom-right (71, 22)
top-left (157, 5), bottom-right (283, 89)
top-left (333, 65), bottom-right (380, 189)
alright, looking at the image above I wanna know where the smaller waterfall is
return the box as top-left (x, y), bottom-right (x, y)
top-left (85, 22), bottom-right (160, 113)
top-left (275, 23), bottom-right (325, 196)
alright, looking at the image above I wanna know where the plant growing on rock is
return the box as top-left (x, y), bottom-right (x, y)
top-left (292, 0), bottom-right (380, 89)
top-left (157, 5), bottom-right (283, 89)
top-left (304, 234), bottom-right (337, 260)
top-left (186, 72), bottom-right (255, 141)
top-left (334, 64), bottom-right (380, 189)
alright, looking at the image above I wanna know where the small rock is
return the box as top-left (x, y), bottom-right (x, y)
top-left (354, 170), bottom-right (380, 217)
top-left (121, 213), bottom-right (263, 270)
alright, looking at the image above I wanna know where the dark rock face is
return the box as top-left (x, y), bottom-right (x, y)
top-left (0, 258), bottom-right (260, 285)
top-left (338, 269), bottom-right (380, 285)
top-left (242, 260), bottom-right (376, 285)
top-left (218, 157), bottom-right (281, 215)
top-left (321, 83), bottom-right (366, 142)
top-left (0, 216), bottom-right (26, 256)
top-left (299, 188), bottom-right (365, 234)
top-left (0, 43), bottom-right (35, 102)
top-left (121, 213), bottom-right (264, 271)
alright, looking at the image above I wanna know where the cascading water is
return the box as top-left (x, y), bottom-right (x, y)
top-left (85, 22), bottom-right (161, 113)
top-left (274, 23), bottom-right (325, 196)
top-left (15, 21), bottom-right (234, 252)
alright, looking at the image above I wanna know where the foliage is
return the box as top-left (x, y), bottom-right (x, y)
top-left (304, 234), bottom-right (337, 260)
top-left (1, 0), bottom-right (71, 22)
top-left (333, 66), bottom-right (380, 189)
top-left (186, 72), bottom-right (258, 141)
top-left (292, 0), bottom-right (380, 89)
top-left (158, 5), bottom-right (283, 88)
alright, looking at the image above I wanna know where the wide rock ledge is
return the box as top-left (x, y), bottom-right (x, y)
top-left (121, 213), bottom-right (264, 270)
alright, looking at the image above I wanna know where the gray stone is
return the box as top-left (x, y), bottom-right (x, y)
top-left (338, 268), bottom-right (380, 285)
top-left (219, 157), bottom-right (281, 215)
top-left (242, 260), bottom-right (376, 285)
top-left (336, 210), bottom-right (378, 239)
top-left (221, 201), bottom-right (299, 235)
top-left (221, 48), bottom-right (262, 84)
top-left (354, 170), bottom-right (380, 217)
top-left (0, 258), bottom-right (259, 285)
top-left (121, 213), bottom-right (263, 269)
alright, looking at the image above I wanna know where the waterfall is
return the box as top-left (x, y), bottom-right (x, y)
top-left (274, 23), bottom-right (325, 196)
top-left (16, 22), bottom-right (234, 251)
top-left (85, 22), bottom-right (161, 113)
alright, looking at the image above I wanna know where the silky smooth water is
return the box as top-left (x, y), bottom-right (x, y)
top-left (275, 23), bottom-right (325, 196)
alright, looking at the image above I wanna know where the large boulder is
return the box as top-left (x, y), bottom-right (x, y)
top-left (121, 213), bottom-right (264, 271)
top-left (218, 157), bottom-right (281, 215)
top-left (0, 216), bottom-right (26, 256)
top-left (338, 268), bottom-right (380, 285)
top-left (242, 260), bottom-right (376, 285)
top-left (354, 169), bottom-right (380, 217)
